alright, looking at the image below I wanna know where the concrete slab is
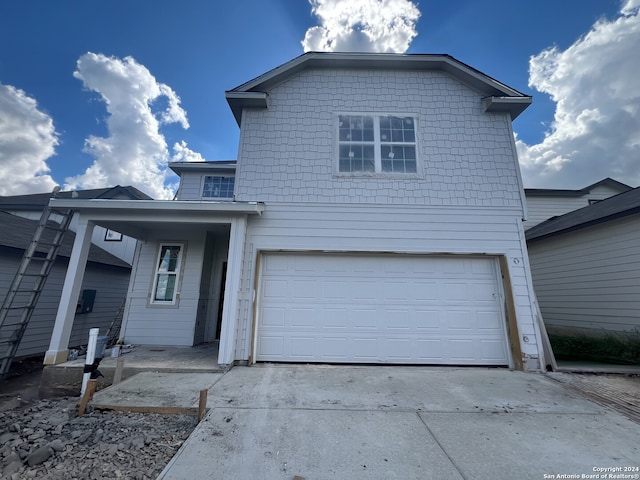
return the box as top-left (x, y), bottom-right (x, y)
top-left (91, 372), bottom-right (223, 413)
top-left (207, 365), bottom-right (602, 413)
top-left (159, 408), bottom-right (463, 480)
top-left (40, 344), bottom-right (222, 397)
top-left (421, 412), bottom-right (640, 479)
top-left (157, 365), bottom-right (640, 479)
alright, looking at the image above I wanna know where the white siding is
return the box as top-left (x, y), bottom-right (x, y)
top-left (122, 231), bottom-right (206, 346)
top-left (524, 185), bottom-right (626, 230)
top-left (176, 172), bottom-right (204, 200)
top-left (524, 197), bottom-right (590, 230)
top-left (528, 214), bottom-right (640, 334)
top-left (232, 203), bottom-right (539, 364)
top-left (90, 227), bottom-right (137, 265)
top-left (235, 69), bottom-right (523, 209)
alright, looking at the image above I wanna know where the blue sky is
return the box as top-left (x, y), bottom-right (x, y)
top-left (1, 0), bottom-right (638, 198)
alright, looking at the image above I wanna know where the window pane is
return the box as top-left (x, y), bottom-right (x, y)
top-left (339, 115), bottom-right (374, 144)
top-left (203, 176), bottom-right (234, 198)
top-left (154, 274), bottom-right (176, 301)
top-left (158, 245), bottom-right (181, 272)
top-left (381, 145), bottom-right (417, 173)
top-left (339, 144), bottom-right (375, 172)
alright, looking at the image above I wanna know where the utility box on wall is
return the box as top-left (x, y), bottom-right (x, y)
top-left (76, 289), bottom-right (96, 314)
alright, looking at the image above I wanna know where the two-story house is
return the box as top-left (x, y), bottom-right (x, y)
top-left (42, 52), bottom-right (545, 370)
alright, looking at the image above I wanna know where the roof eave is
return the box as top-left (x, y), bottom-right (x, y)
top-left (168, 161), bottom-right (237, 176)
top-left (483, 96), bottom-right (533, 120)
top-left (226, 53), bottom-right (531, 125)
top-left (225, 91), bottom-right (269, 126)
top-left (49, 198), bottom-right (264, 215)
top-left (526, 205), bottom-right (640, 243)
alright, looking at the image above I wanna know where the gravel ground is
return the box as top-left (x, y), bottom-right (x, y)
top-left (0, 397), bottom-right (197, 480)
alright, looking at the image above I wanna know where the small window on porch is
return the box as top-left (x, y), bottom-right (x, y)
top-left (151, 243), bottom-right (184, 305)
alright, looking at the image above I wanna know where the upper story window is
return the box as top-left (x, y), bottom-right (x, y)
top-left (338, 115), bottom-right (417, 174)
top-left (202, 175), bottom-right (235, 199)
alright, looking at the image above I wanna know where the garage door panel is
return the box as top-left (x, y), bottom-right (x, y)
top-left (258, 336), bottom-right (285, 358)
top-left (261, 307), bottom-right (286, 328)
top-left (351, 309), bottom-right (378, 329)
top-left (256, 253), bottom-right (509, 365)
top-left (415, 309), bottom-right (443, 329)
top-left (290, 308), bottom-right (316, 328)
top-left (263, 279), bottom-right (288, 299)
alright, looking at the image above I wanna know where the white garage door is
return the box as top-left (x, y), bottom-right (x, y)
top-left (255, 253), bottom-right (509, 365)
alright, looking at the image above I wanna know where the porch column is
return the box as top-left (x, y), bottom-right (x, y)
top-left (218, 216), bottom-right (247, 366)
top-left (44, 217), bottom-right (95, 364)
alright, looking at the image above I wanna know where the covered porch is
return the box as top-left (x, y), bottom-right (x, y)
top-left (42, 198), bottom-right (264, 367)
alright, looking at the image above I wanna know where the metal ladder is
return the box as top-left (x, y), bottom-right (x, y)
top-left (0, 199), bottom-right (74, 381)
top-left (105, 298), bottom-right (126, 347)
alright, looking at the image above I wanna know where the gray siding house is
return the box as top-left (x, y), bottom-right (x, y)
top-left (0, 211), bottom-right (131, 358)
top-left (42, 52), bottom-right (546, 370)
top-left (526, 187), bottom-right (640, 337)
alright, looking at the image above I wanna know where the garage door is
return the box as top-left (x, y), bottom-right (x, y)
top-left (255, 253), bottom-right (509, 365)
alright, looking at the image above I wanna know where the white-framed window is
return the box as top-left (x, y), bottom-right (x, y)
top-left (151, 243), bottom-right (184, 305)
top-left (104, 229), bottom-right (123, 242)
top-left (202, 175), bottom-right (235, 199)
top-left (338, 114), bottom-right (418, 174)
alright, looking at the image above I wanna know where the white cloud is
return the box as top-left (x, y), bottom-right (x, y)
top-left (171, 140), bottom-right (206, 163)
top-left (0, 83), bottom-right (58, 195)
top-left (302, 0), bottom-right (420, 53)
top-left (65, 52), bottom-right (197, 199)
top-left (517, 0), bottom-right (640, 188)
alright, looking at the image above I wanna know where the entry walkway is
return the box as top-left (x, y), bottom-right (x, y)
top-left (156, 365), bottom-right (640, 480)
top-left (39, 343), bottom-right (221, 397)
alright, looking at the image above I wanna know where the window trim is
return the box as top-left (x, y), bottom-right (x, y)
top-left (335, 112), bottom-right (421, 177)
top-left (150, 242), bottom-right (185, 306)
top-left (201, 175), bottom-right (235, 200)
top-left (104, 229), bottom-right (123, 242)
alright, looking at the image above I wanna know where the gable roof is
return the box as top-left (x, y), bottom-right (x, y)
top-left (0, 211), bottom-right (131, 269)
top-left (526, 187), bottom-right (640, 243)
top-left (524, 178), bottom-right (632, 198)
top-left (225, 52), bottom-right (532, 125)
top-left (0, 185), bottom-right (152, 211)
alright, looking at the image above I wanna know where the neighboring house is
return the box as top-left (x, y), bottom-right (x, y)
top-left (523, 178), bottom-right (632, 230)
top-left (43, 52), bottom-right (546, 370)
top-left (526, 187), bottom-right (640, 338)
top-left (0, 185), bottom-right (152, 265)
top-left (0, 211), bottom-right (131, 358)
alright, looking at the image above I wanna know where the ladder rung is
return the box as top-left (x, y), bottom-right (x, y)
top-left (18, 273), bottom-right (47, 278)
top-left (25, 256), bottom-right (53, 262)
top-left (31, 242), bottom-right (61, 249)
top-left (8, 290), bottom-right (42, 295)
top-left (2, 305), bottom-right (35, 310)
top-left (42, 224), bottom-right (67, 232)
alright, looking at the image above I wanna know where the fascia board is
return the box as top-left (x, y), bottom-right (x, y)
top-left (49, 198), bottom-right (264, 215)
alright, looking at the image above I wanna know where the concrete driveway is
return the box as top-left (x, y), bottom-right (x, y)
top-left (157, 365), bottom-right (639, 480)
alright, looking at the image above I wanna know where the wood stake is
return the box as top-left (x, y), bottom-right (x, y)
top-left (113, 357), bottom-right (124, 385)
top-left (198, 389), bottom-right (208, 421)
top-left (78, 379), bottom-right (97, 416)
